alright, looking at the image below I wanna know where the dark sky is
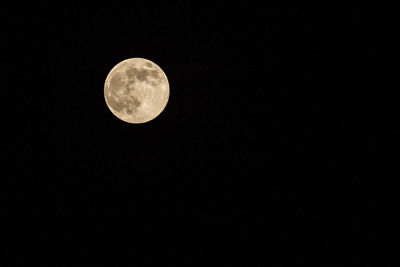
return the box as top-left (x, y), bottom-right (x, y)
top-left (2, 1), bottom-right (398, 266)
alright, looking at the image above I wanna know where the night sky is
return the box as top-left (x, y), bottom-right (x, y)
top-left (2, 1), bottom-right (398, 266)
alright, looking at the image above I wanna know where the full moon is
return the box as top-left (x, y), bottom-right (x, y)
top-left (104, 58), bottom-right (170, 124)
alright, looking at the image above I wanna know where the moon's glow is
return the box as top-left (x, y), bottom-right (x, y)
top-left (104, 58), bottom-right (169, 123)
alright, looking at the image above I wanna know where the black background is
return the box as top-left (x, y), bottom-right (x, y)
top-left (2, 1), bottom-right (399, 266)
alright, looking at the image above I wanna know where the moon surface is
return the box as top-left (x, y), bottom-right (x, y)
top-left (104, 58), bottom-right (169, 123)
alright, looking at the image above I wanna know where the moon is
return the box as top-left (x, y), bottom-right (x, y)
top-left (104, 58), bottom-right (170, 124)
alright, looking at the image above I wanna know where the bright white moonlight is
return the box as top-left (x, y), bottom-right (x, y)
top-left (104, 58), bottom-right (170, 124)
